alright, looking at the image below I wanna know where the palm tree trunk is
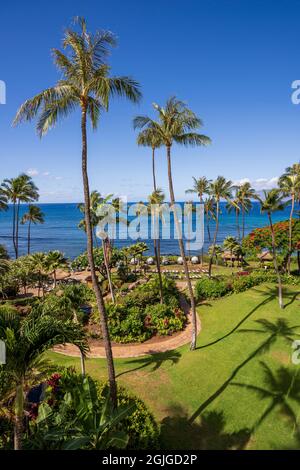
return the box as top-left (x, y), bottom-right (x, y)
top-left (53, 270), bottom-right (57, 289)
top-left (268, 213), bottom-right (283, 309)
top-left (242, 206), bottom-right (245, 240)
top-left (152, 147), bottom-right (157, 192)
top-left (12, 202), bottom-right (17, 257)
top-left (15, 200), bottom-right (20, 258)
top-left (207, 214), bottom-right (211, 242)
top-left (27, 221), bottom-right (31, 255)
top-left (208, 201), bottom-right (220, 277)
top-left (81, 107), bottom-right (117, 406)
top-left (236, 208), bottom-right (240, 240)
top-left (14, 382), bottom-right (24, 450)
top-left (298, 250), bottom-right (300, 274)
top-left (151, 147), bottom-right (163, 303)
top-left (287, 195), bottom-right (295, 274)
top-left (80, 351), bottom-right (86, 377)
top-left (166, 145), bottom-right (197, 350)
top-left (102, 239), bottom-right (115, 303)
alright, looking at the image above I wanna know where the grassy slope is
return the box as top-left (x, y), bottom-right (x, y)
top-left (47, 283), bottom-right (300, 450)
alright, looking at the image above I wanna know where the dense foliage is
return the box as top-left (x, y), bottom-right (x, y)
top-left (93, 275), bottom-right (186, 343)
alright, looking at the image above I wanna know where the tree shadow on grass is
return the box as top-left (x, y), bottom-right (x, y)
top-left (196, 286), bottom-right (299, 351)
top-left (116, 350), bottom-right (181, 378)
top-left (189, 318), bottom-right (300, 424)
top-left (231, 361), bottom-right (300, 436)
top-left (160, 404), bottom-right (251, 450)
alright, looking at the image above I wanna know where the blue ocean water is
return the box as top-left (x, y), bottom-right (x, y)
top-left (0, 202), bottom-right (294, 259)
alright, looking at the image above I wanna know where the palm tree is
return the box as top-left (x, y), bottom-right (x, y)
top-left (223, 236), bottom-right (240, 267)
top-left (204, 196), bottom-right (216, 243)
top-left (186, 176), bottom-right (211, 264)
top-left (13, 17), bottom-right (141, 406)
top-left (208, 176), bottom-right (233, 277)
top-left (78, 190), bottom-right (103, 247)
top-left (136, 127), bottom-right (162, 192)
top-left (279, 172), bottom-right (300, 273)
top-left (20, 205), bottom-right (45, 254)
top-left (1, 174), bottom-right (38, 258)
top-left (29, 252), bottom-right (48, 296)
top-left (45, 250), bottom-right (68, 288)
top-left (258, 189), bottom-right (289, 309)
top-left (136, 128), bottom-right (164, 301)
top-left (237, 182), bottom-right (256, 239)
top-left (133, 97), bottom-right (211, 350)
top-left (148, 188), bottom-right (165, 303)
top-left (0, 189), bottom-right (8, 212)
top-left (0, 308), bottom-right (88, 450)
top-left (226, 188), bottom-right (241, 240)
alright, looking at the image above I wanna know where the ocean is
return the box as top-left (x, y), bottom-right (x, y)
top-left (0, 202), bottom-right (294, 259)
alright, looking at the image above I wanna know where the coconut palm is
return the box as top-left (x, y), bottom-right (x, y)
top-left (237, 182), bottom-right (256, 239)
top-left (148, 188), bottom-right (165, 303)
top-left (208, 176), bottom-right (233, 277)
top-left (136, 127), bottom-right (162, 192)
top-left (0, 308), bottom-right (88, 450)
top-left (45, 250), bottom-right (68, 289)
top-left (204, 196), bottom-right (216, 243)
top-left (1, 174), bottom-right (38, 258)
top-left (226, 188), bottom-right (241, 240)
top-left (29, 252), bottom-right (48, 296)
top-left (186, 177), bottom-right (211, 263)
top-left (20, 205), bottom-right (45, 254)
top-left (0, 189), bottom-right (8, 212)
top-left (133, 97), bottom-right (211, 350)
top-left (78, 190), bottom-right (103, 247)
top-left (13, 17), bottom-right (141, 406)
top-left (257, 189), bottom-right (289, 309)
top-left (223, 236), bottom-right (240, 267)
top-left (279, 173), bottom-right (300, 273)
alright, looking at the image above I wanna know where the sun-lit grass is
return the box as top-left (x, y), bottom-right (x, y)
top-left (47, 283), bottom-right (300, 449)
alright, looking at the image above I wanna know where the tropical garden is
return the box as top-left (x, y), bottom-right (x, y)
top-left (0, 18), bottom-right (300, 451)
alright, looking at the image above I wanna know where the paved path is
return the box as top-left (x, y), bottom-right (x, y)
top-left (53, 293), bottom-right (201, 359)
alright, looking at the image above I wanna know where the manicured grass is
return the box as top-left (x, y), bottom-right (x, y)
top-left (47, 283), bottom-right (300, 449)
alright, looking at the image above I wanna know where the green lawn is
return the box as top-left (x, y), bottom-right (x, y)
top-left (47, 283), bottom-right (300, 450)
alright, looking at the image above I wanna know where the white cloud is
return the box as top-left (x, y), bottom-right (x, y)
top-left (55, 176), bottom-right (63, 180)
top-left (234, 176), bottom-right (279, 191)
top-left (26, 168), bottom-right (39, 177)
top-left (42, 171), bottom-right (50, 176)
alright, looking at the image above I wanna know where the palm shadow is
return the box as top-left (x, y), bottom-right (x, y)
top-left (116, 350), bottom-right (181, 378)
top-left (189, 318), bottom-right (300, 424)
top-left (231, 361), bottom-right (300, 449)
top-left (196, 286), bottom-right (299, 351)
top-left (160, 404), bottom-right (251, 450)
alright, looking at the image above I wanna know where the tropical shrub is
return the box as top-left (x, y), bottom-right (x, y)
top-left (26, 369), bottom-right (159, 450)
top-left (144, 304), bottom-right (186, 336)
top-left (195, 277), bottom-right (230, 300)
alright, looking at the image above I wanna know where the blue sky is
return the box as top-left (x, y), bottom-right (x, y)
top-left (0, 0), bottom-right (300, 202)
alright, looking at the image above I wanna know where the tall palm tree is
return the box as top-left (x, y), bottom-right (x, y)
top-left (204, 196), bottom-right (216, 243)
top-left (186, 176), bottom-right (211, 264)
top-left (13, 17), bottom-right (141, 406)
top-left (226, 187), bottom-right (241, 240)
top-left (0, 189), bottom-right (8, 212)
top-left (0, 308), bottom-right (88, 450)
top-left (78, 190), bottom-right (103, 247)
top-left (279, 172), bottom-right (300, 273)
top-left (1, 174), bottom-right (38, 258)
top-left (45, 250), bottom-right (68, 288)
top-left (133, 97), bottom-right (211, 350)
top-left (258, 189), bottom-right (289, 309)
top-left (237, 182), bottom-right (256, 239)
top-left (137, 127), bottom-right (162, 192)
top-left (137, 128), bottom-right (164, 300)
top-left (208, 176), bottom-right (233, 277)
top-left (20, 205), bottom-right (45, 254)
top-left (148, 188), bottom-right (165, 303)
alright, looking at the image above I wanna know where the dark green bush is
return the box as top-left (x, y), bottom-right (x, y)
top-left (195, 277), bottom-right (230, 300)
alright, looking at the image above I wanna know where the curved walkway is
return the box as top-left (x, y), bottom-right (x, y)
top-left (53, 292), bottom-right (201, 359)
